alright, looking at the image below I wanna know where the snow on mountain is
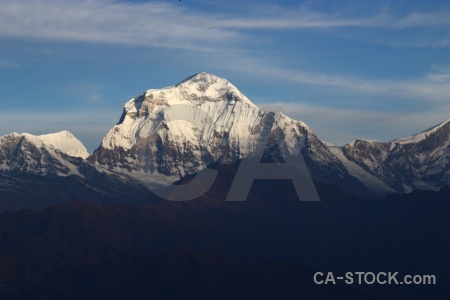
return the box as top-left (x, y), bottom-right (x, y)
top-left (328, 144), bottom-right (396, 193)
top-left (392, 119), bottom-right (450, 145)
top-left (1, 72), bottom-right (447, 198)
top-left (0, 130), bottom-right (120, 179)
top-left (101, 72), bottom-right (258, 151)
top-left (332, 119), bottom-right (450, 193)
top-left (0, 130), bottom-right (152, 210)
top-left (90, 72), bottom-right (350, 187)
top-left (0, 131), bottom-right (87, 177)
top-left (23, 131), bottom-right (89, 159)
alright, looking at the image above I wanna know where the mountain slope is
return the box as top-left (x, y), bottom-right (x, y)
top-left (0, 177), bottom-right (448, 299)
top-left (0, 131), bottom-right (151, 211)
top-left (0, 131), bottom-right (87, 177)
top-left (1, 73), bottom-right (447, 203)
top-left (330, 119), bottom-right (450, 193)
top-left (89, 72), bottom-right (362, 194)
top-left (25, 131), bottom-right (90, 159)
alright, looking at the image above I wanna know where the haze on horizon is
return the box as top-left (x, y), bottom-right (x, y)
top-left (0, 0), bottom-right (449, 153)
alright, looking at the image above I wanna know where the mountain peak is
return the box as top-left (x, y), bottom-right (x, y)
top-left (175, 72), bottom-right (230, 95)
top-left (94, 72), bottom-right (320, 186)
top-left (392, 119), bottom-right (450, 145)
top-left (10, 131), bottom-right (89, 159)
top-left (177, 72), bottom-right (220, 86)
top-left (174, 72), bottom-right (255, 106)
top-left (120, 73), bottom-right (257, 123)
top-left (437, 118), bottom-right (450, 128)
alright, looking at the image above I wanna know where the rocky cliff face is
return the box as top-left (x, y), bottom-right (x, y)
top-left (329, 120), bottom-right (450, 193)
top-left (0, 131), bottom-right (88, 177)
top-left (0, 131), bottom-right (151, 210)
top-left (1, 73), bottom-right (448, 203)
top-left (89, 72), bottom-right (353, 188)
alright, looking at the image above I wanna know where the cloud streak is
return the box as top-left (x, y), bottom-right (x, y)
top-left (221, 57), bottom-right (450, 103)
top-left (1, 0), bottom-right (449, 51)
top-left (0, 109), bottom-right (119, 153)
top-left (1, 103), bottom-right (448, 152)
top-left (1, 0), bottom-right (448, 149)
top-left (259, 102), bottom-right (450, 145)
top-left (213, 10), bottom-right (450, 30)
top-left (0, 0), bottom-right (240, 51)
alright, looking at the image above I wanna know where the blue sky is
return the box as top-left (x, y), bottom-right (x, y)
top-left (1, 0), bottom-right (449, 152)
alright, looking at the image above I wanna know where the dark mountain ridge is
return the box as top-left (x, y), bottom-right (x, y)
top-left (0, 175), bottom-right (448, 299)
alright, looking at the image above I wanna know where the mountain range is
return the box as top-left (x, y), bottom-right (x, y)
top-left (1, 73), bottom-right (449, 299)
top-left (0, 72), bottom-right (449, 210)
top-left (0, 131), bottom-right (150, 210)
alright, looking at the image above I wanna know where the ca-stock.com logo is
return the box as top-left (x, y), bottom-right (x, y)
top-left (139, 105), bottom-right (320, 202)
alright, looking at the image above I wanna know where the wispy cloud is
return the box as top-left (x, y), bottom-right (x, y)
top-left (212, 12), bottom-right (376, 29)
top-left (0, 0), bottom-right (240, 51)
top-left (0, 60), bottom-right (21, 69)
top-left (58, 82), bottom-right (109, 104)
top-left (259, 102), bottom-right (450, 145)
top-left (393, 11), bottom-right (450, 28)
top-left (2, 103), bottom-right (448, 152)
top-left (1, 0), bottom-right (449, 50)
top-left (221, 57), bottom-right (450, 103)
top-left (0, 110), bottom-right (116, 131)
top-left (213, 10), bottom-right (450, 30)
top-left (0, 110), bottom-right (119, 152)
top-left (1, 0), bottom-right (448, 149)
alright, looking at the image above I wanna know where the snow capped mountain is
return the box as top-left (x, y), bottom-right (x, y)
top-left (0, 131), bottom-right (151, 210)
top-left (1, 72), bottom-right (447, 206)
top-left (89, 72), bottom-right (449, 195)
top-left (0, 131), bottom-right (88, 176)
top-left (0, 129), bottom-right (144, 181)
top-left (89, 72), bottom-right (353, 188)
top-left (28, 131), bottom-right (90, 159)
top-left (392, 119), bottom-right (450, 145)
top-left (330, 119), bottom-right (450, 193)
